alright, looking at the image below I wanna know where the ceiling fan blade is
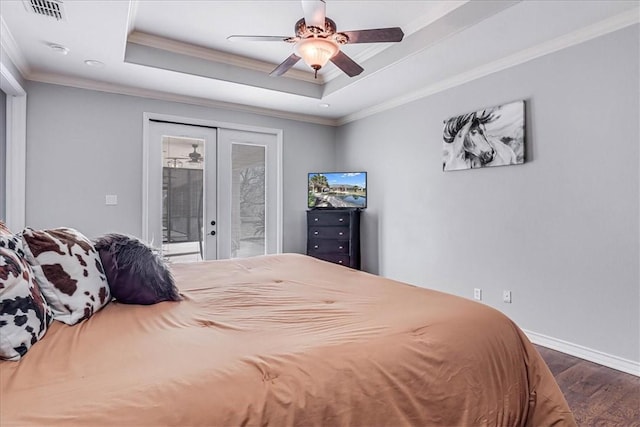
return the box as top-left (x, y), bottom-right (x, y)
top-left (270, 54), bottom-right (302, 77)
top-left (227, 35), bottom-right (292, 42)
top-left (330, 51), bottom-right (364, 77)
top-left (301, 0), bottom-right (326, 29)
top-left (341, 27), bottom-right (404, 44)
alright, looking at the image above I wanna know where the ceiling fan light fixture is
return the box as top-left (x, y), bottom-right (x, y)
top-left (294, 38), bottom-right (339, 77)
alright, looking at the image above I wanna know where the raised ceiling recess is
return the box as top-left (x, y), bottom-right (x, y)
top-left (228, 0), bottom-right (404, 78)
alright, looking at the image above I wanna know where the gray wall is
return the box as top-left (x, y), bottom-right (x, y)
top-left (24, 82), bottom-right (336, 253)
top-left (21, 26), bottom-right (640, 364)
top-left (0, 89), bottom-right (6, 220)
top-left (336, 26), bottom-right (639, 363)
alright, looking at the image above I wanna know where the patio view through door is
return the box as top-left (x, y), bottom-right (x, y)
top-left (217, 128), bottom-right (279, 260)
top-left (145, 120), bottom-right (280, 262)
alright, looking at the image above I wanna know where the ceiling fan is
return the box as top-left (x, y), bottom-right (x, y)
top-left (227, 0), bottom-right (404, 78)
top-left (188, 144), bottom-right (203, 163)
top-left (165, 144), bottom-right (203, 168)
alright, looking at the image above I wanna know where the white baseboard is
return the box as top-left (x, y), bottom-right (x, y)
top-left (523, 329), bottom-right (640, 377)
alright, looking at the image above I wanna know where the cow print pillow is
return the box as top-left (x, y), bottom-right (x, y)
top-left (0, 233), bottom-right (25, 257)
top-left (0, 247), bottom-right (53, 361)
top-left (0, 220), bottom-right (11, 236)
top-left (0, 221), bottom-right (23, 256)
top-left (21, 227), bottom-right (111, 325)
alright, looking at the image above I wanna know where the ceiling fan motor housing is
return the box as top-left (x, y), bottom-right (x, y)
top-left (189, 144), bottom-right (203, 162)
top-left (294, 18), bottom-right (348, 44)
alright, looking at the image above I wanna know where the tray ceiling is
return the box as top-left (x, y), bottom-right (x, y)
top-left (1, 1), bottom-right (637, 124)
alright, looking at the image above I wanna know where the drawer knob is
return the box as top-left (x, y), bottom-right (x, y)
top-left (314, 218), bottom-right (319, 222)
top-left (339, 218), bottom-right (344, 222)
top-left (314, 231), bottom-right (319, 235)
top-left (338, 246), bottom-right (343, 249)
top-left (314, 245), bottom-right (319, 249)
top-left (338, 232), bottom-right (344, 236)
top-left (338, 260), bottom-right (343, 264)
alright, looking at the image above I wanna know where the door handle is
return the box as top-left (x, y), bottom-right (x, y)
top-left (210, 220), bottom-right (216, 226)
top-left (210, 231), bottom-right (216, 236)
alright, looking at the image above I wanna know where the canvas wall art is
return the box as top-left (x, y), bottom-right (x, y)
top-left (442, 100), bottom-right (525, 171)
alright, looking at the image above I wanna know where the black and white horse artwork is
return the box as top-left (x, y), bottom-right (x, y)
top-left (442, 101), bottom-right (525, 171)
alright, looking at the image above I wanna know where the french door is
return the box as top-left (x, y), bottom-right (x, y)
top-left (144, 120), bottom-right (280, 261)
top-left (217, 128), bottom-right (280, 259)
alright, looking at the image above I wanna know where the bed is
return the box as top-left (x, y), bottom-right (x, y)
top-left (0, 253), bottom-right (575, 426)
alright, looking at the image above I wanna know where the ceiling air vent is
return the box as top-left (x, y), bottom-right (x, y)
top-left (22, 0), bottom-right (66, 21)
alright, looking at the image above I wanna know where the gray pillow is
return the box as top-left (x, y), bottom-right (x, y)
top-left (94, 234), bottom-right (180, 305)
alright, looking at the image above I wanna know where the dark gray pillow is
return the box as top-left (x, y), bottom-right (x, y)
top-left (94, 234), bottom-right (180, 305)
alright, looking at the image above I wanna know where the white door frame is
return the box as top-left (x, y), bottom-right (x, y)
top-left (146, 121), bottom-right (218, 259)
top-left (0, 62), bottom-right (27, 230)
top-left (142, 112), bottom-right (283, 254)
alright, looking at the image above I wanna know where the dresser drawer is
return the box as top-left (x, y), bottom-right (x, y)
top-left (308, 239), bottom-right (349, 254)
top-left (310, 253), bottom-right (352, 267)
top-left (308, 226), bottom-right (350, 239)
top-left (307, 212), bottom-right (351, 226)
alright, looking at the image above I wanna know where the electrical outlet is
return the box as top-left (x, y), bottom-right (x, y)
top-left (473, 288), bottom-right (482, 301)
top-left (105, 195), bottom-right (118, 205)
top-left (502, 290), bottom-right (512, 303)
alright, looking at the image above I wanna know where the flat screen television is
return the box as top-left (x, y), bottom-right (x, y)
top-left (308, 172), bottom-right (367, 209)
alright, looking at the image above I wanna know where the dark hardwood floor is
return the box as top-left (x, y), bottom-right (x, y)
top-left (535, 345), bottom-right (640, 426)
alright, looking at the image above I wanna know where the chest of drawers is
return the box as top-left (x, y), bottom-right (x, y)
top-left (306, 209), bottom-right (361, 269)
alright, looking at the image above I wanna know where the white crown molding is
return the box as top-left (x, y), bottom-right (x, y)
top-left (524, 329), bottom-right (640, 377)
top-left (128, 31), bottom-right (320, 84)
top-left (0, 16), bottom-right (30, 76)
top-left (27, 71), bottom-right (339, 126)
top-left (126, 1), bottom-right (140, 36)
top-left (337, 7), bottom-right (639, 126)
top-left (0, 62), bottom-right (26, 96)
top-left (123, 0), bottom-right (140, 58)
top-left (9, 8), bottom-right (637, 129)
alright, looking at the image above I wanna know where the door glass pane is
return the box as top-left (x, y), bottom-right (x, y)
top-left (232, 143), bottom-right (266, 258)
top-left (161, 136), bottom-right (205, 263)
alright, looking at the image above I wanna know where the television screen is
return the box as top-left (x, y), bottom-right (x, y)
top-left (308, 172), bottom-right (367, 209)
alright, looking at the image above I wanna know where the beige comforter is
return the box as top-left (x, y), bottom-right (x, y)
top-left (0, 254), bottom-right (575, 426)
